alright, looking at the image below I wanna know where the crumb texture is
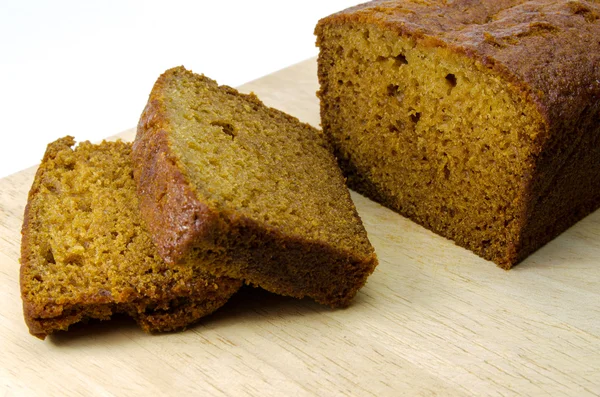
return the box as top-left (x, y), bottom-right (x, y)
top-left (316, 0), bottom-right (600, 268)
top-left (166, 69), bottom-right (370, 254)
top-left (20, 137), bottom-right (241, 339)
top-left (133, 67), bottom-right (378, 307)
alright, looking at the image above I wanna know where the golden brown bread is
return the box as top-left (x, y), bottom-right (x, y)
top-left (133, 66), bottom-right (378, 307)
top-left (20, 137), bottom-right (241, 339)
top-left (316, 0), bottom-right (600, 268)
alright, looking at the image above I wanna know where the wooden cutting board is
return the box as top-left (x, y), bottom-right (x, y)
top-left (1, 58), bottom-right (599, 397)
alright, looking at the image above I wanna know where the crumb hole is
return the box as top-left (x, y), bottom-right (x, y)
top-left (410, 112), bottom-right (421, 124)
top-left (44, 248), bottom-right (55, 264)
top-left (445, 73), bottom-right (457, 94)
top-left (211, 121), bottom-right (236, 140)
top-left (386, 84), bottom-right (400, 96)
top-left (445, 73), bottom-right (457, 87)
top-left (394, 54), bottom-right (408, 66)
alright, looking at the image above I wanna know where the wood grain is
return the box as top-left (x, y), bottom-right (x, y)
top-left (1, 58), bottom-right (599, 397)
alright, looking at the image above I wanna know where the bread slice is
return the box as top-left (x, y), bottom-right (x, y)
top-left (133, 67), bottom-right (378, 308)
top-left (20, 137), bottom-right (241, 339)
top-left (315, 0), bottom-right (600, 269)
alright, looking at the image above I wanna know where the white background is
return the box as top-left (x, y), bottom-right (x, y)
top-left (0, 0), bottom-right (362, 178)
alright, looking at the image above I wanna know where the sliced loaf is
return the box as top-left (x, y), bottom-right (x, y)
top-left (316, 0), bottom-right (600, 268)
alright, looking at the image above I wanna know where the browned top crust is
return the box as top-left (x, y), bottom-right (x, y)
top-left (316, 0), bottom-right (600, 145)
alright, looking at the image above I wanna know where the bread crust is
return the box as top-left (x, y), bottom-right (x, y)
top-left (133, 67), bottom-right (378, 307)
top-left (315, 0), bottom-right (600, 268)
top-left (316, 0), bottom-right (600, 128)
top-left (133, 101), bottom-right (223, 265)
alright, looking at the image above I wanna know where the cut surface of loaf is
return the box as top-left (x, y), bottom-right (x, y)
top-left (133, 66), bottom-right (378, 308)
top-left (316, 0), bottom-right (600, 268)
top-left (20, 137), bottom-right (241, 339)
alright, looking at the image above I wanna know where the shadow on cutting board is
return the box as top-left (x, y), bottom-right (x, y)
top-left (47, 285), bottom-right (348, 345)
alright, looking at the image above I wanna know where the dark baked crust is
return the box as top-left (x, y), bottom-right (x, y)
top-left (133, 67), bottom-right (378, 307)
top-left (316, 0), bottom-right (600, 129)
top-left (20, 138), bottom-right (241, 339)
top-left (132, 102), bottom-right (223, 265)
top-left (316, 0), bottom-right (600, 268)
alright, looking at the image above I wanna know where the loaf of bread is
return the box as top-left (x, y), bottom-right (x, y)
top-left (316, 0), bottom-right (600, 268)
top-left (20, 137), bottom-right (241, 339)
top-left (133, 66), bottom-right (378, 307)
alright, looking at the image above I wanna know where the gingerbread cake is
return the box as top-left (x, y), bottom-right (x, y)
top-left (315, 0), bottom-right (600, 268)
top-left (20, 137), bottom-right (241, 339)
top-left (133, 66), bottom-right (378, 307)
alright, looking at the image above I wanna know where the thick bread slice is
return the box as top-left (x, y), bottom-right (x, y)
top-left (133, 67), bottom-right (378, 308)
top-left (20, 137), bottom-right (241, 339)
